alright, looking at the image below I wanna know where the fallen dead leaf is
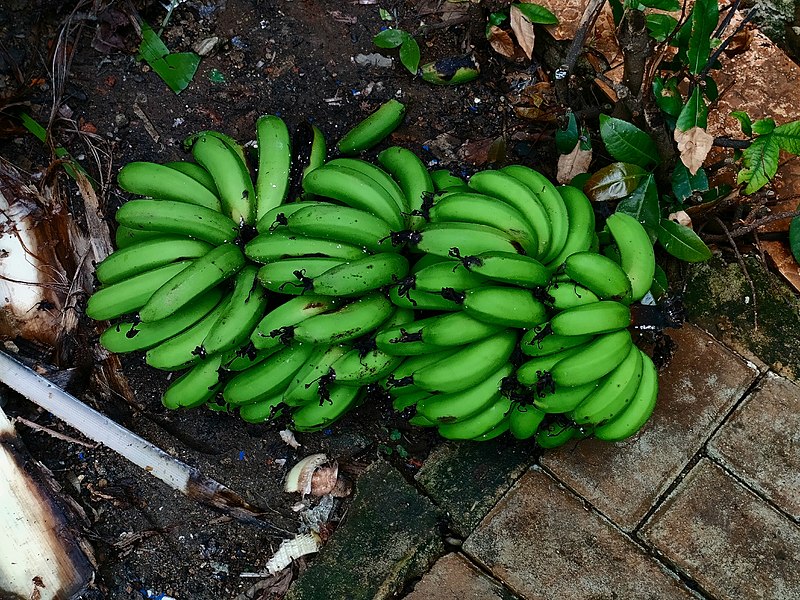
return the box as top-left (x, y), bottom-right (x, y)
top-left (761, 240), bottom-right (800, 293)
top-left (510, 4), bottom-right (536, 59)
top-left (675, 126), bottom-right (714, 175)
top-left (557, 144), bottom-right (592, 183)
top-left (488, 26), bottom-right (516, 59)
top-left (668, 210), bottom-right (692, 228)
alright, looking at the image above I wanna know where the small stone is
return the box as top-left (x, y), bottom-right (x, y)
top-left (353, 53), bottom-right (393, 68)
top-left (193, 36), bottom-right (219, 56)
top-left (114, 114), bottom-right (128, 129)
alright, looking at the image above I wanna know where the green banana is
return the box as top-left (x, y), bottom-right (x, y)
top-left (145, 297), bottom-right (230, 371)
top-left (336, 99), bottom-right (406, 155)
top-left (549, 301), bottom-right (631, 336)
top-left (250, 295), bottom-right (341, 349)
top-left (138, 244), bottom-right (245, 322)
top-left (412, 329), bottom-right (517, 393)
top-left (283, 344), bottom-right (350, 407)
top-left (191, 133), bottom-right (256, 225)
top-left (520, 328), bottom-right (594, 357)
top-left (410, 260), bottom-right (486, 292)
top-left (594, 350), bottom-right (658, 441)
top-left (291, 383), bottom-right (363, 431)
top-left (162, 354), bottom-right (225, 410)
top-left (114, 226), bottom-right (162, 249)
top-left (245, 229), bottom-right (368, 263)
top-left (284, 204), bottom-right (397, 253)
top-left (391, 388), bottom-right (433, 412)
top-left (86, 261), bottom-right (192, 321)
top-left (310, 253), bottom-right (409, 296)
top-left (562, 251), bottom-right (633, 304)
top-left (117, 161), bottom-right (222, 211)
top-left (430, 169), bottom-right (468, 193)
top-left (384, 348), bottom-right (461, 393)
top-left (302, 164), bottom-right (404, 230)
top-left (255, 114), bottom-right (291, 221)
top-left (377, 146), bottom-right (433, 227)
top-left (604, 212), bottom-right (656, 302)
top-left (419, 311), bottom-right (503, 346)
top-left (183, 130), bottom-right (250, 166)
top-left (200, 266), bottom-right (269, 355)
top-left (516, 344), bottom-right (587, 387)
top-left (302, 124), bottom-right (327, 178)
top-left (462, 286), bottom-right (548, 329)
top-left (325, 157), bottom-right (409, 217)
top-left (223, 342), bottom-right (316, 406)
top-left (291, 292), bottom-right (394, 345)
top-left (99, 287), bottom-right (224, 353)
top-left (412, 222), bottom-right (525, 258)
top-left (429, 192), bottom-right (538, 255)
top-left (467, 170), bottom-right (552, 261)
top-left (374, 316), bottom-right (450, 356)
top-left (550, 329), bottom-right (633, 387)
top-left (473, 418), bottom-right (511, 441)
top-left (532, 381), bottom-right (599, 413)
top-left (255, 200), bottom-right (331, 233)
top-left (163, 161), bottom-right (219, 195)
top-left (115, 199), bottom-right (239, 246)
top-left (417, 362), bottom-right (513, 424)
top-left (223, 345), bottom-right (281, 372)
top-left (388, 285), bottom-right (463, 312)
top-left (238, 393), bottom-right (285, 423)
top-left (569, 343), bottom-right (643, 425)
top-left (437, 395), bottom-right (513, 440)
top-left (536, 420), bottom-right (578, 449)
top-left (545, 185), bottom-right (596, 269)
top-left (95, 236), bottom-right (213, 284)
top-left (544, 281), bottom-right (600, 310)
top-left (257, 257), bottom-right (347, 295)
top-left (461, 251), bottom-right (551, 289)
top-left (508, 403), bottom-right (546, 440)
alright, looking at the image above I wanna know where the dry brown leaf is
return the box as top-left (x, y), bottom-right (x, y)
top-left (510, 5), bottom-right (535, 59)
top-left (488, 26), bottom-right (516, 58)
top-left (557, 144), bottom-right (592, 184)
top-left (675, 126), bottom-right (714, 175)
top-left (668, 210), bottom-right (692, 228)
top-left (761, 240), bottom-right (800, 293)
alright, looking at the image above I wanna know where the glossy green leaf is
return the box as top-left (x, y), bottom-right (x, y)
top-left (608, 0), bottom-right (624, 25)
top-left (556, 112), bottom-right (579, 154)
top-left (653, 77), bottom-right (682, 118)
top-left (752, 118), bottom-right (776, 135)
top-left (373, 28), bottom-right (408, 49)
top-left (399, 36), bottom-right (420, 74)
top-left (687, 0), bottom-right (718, 74)
top-left (730, 111), bottom-right (752, 137)
top-left (650, 263), bottom-right (669, 300)
top-left (646, 13), bottom-right (678, 41)
top-left (512, 3), bottom-right (559, 25)
top-left (379, 8), bottom-right (393, 21)
top-left (701, 183), bottom-right (733, 203)
top-left (599, 114), bottom-right (660, 167)
top-left (616, 174), bottom-right (660, 232)
top-left (772, 120), bottom-right (800, 154)
top-left (790, 211), bottom-right (800, 264)
top-left (737, 134), bottom-right (780, 194)
top-left (657, 218), bottom-right (712, 262)
top-left (489, 11), bottom-right (509, 27)
top-left (139, 21), bottom-right (199, 94)
top-left (639, 0), bottom-right (680, 9)
top-left (570, 172), bottom-right (592, 189)
top-left (671, 162), bottom-right (709, 202)
top-left (704, 76), bottom-right (719, 101)
top-left (675, 87), bottom-right (707, 131)
top-left (584, 162), bottom-right (648, 202)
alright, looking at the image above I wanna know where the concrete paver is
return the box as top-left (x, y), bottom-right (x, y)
top-left (463, 467), bottom-right (697, 600)
top-left (641, 458), bottom-right (800, 600)
top-left (285, 460), bottom-right (443, 600)
top-left (541, 324), bottom-right (758, 531)
top-left (708, 373), bottom-right (800, 520)
top-left (403, 553), bottom-right (516, 600)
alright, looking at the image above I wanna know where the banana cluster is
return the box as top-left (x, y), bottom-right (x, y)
top-left (88, 109), bottom-right (660, 446)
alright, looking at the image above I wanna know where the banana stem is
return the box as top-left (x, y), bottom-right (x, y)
top-left (0, 350), bottom-right (270, 526)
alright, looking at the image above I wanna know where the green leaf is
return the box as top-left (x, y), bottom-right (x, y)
top-left (650, 263), bottom-right (669, 300)
top-left (790, 211), bottom-right (800, 264)
top-left (687, 0), bottom-right (718, 74)
top-left (737, 134), bottom-right (780, 194)
top-left (616, 174), bottom-right (660, 232)
top-left (646, 13), bottom-right (678, 42)
top-left (752, 118), bottom-right (776, 135)
top-left (379, 8), bottom-right (393, 21)
top-left (608, 0), bottom-right (624, 25)
top-left (399, 36), bottom-right (420, 74)
top-left (653, 77), bottom-right (682, 118)
top-left (657, 218), bottom-right (712, 262)
top-left (599, 114), bottom-right (660, 167)
top-left (639, 0), bottom-right (680, 11)
top-left (675, 87), bottom-right (707, 132)
top-left (139, 21), bottom-right (199, 94)
top-left (556, 112), bottom-right (579, 154)
top-left (730, 111), bottom-right (752, 136)
top-left (579, 126), bottom-right (592, 151)
top-left (373, 28), bottom-right (408, 49)
top-left (772, 120), bottom-right (800, 154)
top-left (703, 76), bottom-right (719, 101)
top-left (671, 162), bottom-right (709, 202)
top-left (584, 162), bottom-right (648, 202)
top-left (512, 3), bottom-right (559, 24)
top-left (489, 10), bottom-right (509, 27)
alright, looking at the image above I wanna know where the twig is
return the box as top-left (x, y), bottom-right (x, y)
top-left (698, 7), bottom-right (757, 81)
top-left (555, 0), bottom-right (607, 103)
top-left (414, 15), bottom-right (470, 36)
top-left (132, 102), bottom-right (161, 143)
top-left (714, 216), bottom-right (758, 330)
top-left (702, 208), bottom-right (800, 240)
top-left (14, 415), bottom-right (97, 448)
top-left (713, 136), bottom-right (751, 149)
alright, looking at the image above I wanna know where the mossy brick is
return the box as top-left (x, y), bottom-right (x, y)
top-left (415, 439), bottom-right (533, 538)
top-left (285, 459), bottom-right (443, 600)
top-left (681, 255), bottom-right (800, 381)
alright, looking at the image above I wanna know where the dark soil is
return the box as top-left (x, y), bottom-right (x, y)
top-left (0, 1), bottom-right (552, 598)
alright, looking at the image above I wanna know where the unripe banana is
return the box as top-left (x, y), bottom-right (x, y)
top-left (285, 204), bottom-right (397, 253)
top-left (388, 285), bottom-right (463, 312)
top-left (95, 236), bottom-right (213, 284)
top-left (417, 363), bottom-right (513, 424)
top-left (437, 395), bottom-right (513, 440)
top-left (594, 350), bottom-right (658, 441)
top-left (508, 403), bottom-right (546, 440)
top-left (412, 222), bottom-right (525, 258)
top-left (163, 160), bottom-right (219, 195)
top-left (255, 114), bottom-right (291, 221)
top-left (419, 311), bottom-right (503, 346)
top-left (549, 301), bottom-right (631, 336)
top-left (291, 383), bottom-right (363, 432)
top-left (377, 146), bottom-right (433, 227)
top-left (473, 418), bottom-right (511, 441)
top-left (545, 185), bottom-right (596, 269)
top-left (223, 345), bottom-right (281, 372)
top-left (325, 157), bottom-right (409, 217)
top-left (430, 169), bottom-right (468, 193)
top-left (257, 257), bottom-right (347, 295)
top-left (86, 261), bottom-right (192, 321)
top-left (411, 260), bottom-right (487, 292)
top-left (517, 344), bottom-right (588, 387)
top-left (114, 226), bottom-right (162, 249)
top-left (550, 329), bottom-right (633, 387)
top-left (532, 381), bottom-right (599, 413)
top-left (462, 251), bottom-right (551, 289)
top-left (162, 354), bottom-right (225, 410)
top-left (139, 243), bottom-right (245, 322)
top-left (336, 99), bottom-right (406, 155)
top-left (463, 286), bottom-right (548, 329)
top-left (301, 123), bottom-right (327, 179)
top-left (384, 348), bottom-right (461, 393)
top-left (117, 161), bottom-right (222, 211)
top-left (255, 200), bottom-right (331, 233)
top-left (283, 344), bottom-right (350, 407)
top-left (562, 251), bottom-right (633, 304)
top-left (374, 315), bottom-right (450, 356)
top-left (291, 292), bottom-right (394, 345)
top-left (604, 212), bottom-right (656, 302)
top-left (245, 229), bottom-right (368, 263)
top-left (310, 253), bottom-right (410, 296)
top-left (250, 295), bottom-right (341, 350)
top-left (544, 281), bottom-right (600, 310)
top-left (520, 326), bottom-right (594, 357)
top-left (536, 420), bottom-right (579, 448)
top-left (238, 393), bottom-right (285, 423)
top-left (392, 388), bottom-right (433, 412)
top-left (115, 199), bottom-right (239, 246)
